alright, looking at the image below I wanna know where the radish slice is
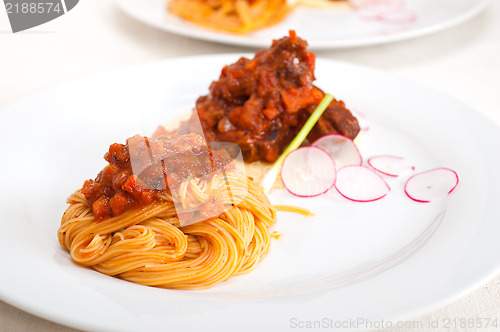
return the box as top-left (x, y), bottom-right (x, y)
top-left (350, 108), bottom-right (370, 132)
top-left (404, 168), bottom-right (459, 203)
top-left (312, 134), bottom-right (362, 169)
top-left (335, 165), bottom-right (390, 202)
top-left (348, 0), bottom-right (403, 9)
top-left (368, 155), bottom-right (415, 177)
top-left (378, 7), bottom-right (417, 23)
top-left (357, 4), bottom-right (402, 20)
top-left (350, 0), bottom-right (415, 24)
top-left (281, 146), bottom-right (336, 197)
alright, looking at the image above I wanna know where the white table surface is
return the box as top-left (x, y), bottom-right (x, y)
top-left (1, 1), bottom-right (499, 331)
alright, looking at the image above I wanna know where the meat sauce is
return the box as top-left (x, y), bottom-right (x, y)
top-left (81, 133), bottom-right (231, 221)
top-left (176, 30), bottom-right (360, 163)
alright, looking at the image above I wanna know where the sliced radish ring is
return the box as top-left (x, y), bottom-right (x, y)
top-left (335, 165), bottom-right (390, 202)
top-left (281, 146), bottom-right (337, 197)
top-left (404, 168), bottom-right (459, 203)
top-left (368, 155), bottom-right (415, 177)
top-left (348, 0), bottom-right (403, 9)
top-left (312, 134), bottom-right (362, 169)
top-left (349, 108), bottom-right (370, 132)
top-left (349, 0), bottom-right (416, 24)
top-left (356, 4), bottom-right (402, 20)
top-left (378, 7), bottom-right (417, 24)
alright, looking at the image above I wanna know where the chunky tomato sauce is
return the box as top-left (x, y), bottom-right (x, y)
top-left (82, 133), bottom-right (231, 221)
top-left (176, 30), bottom-right (360, 163)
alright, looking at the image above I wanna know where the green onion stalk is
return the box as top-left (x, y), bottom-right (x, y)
top-left (260, 93), bottom-right (334, 193)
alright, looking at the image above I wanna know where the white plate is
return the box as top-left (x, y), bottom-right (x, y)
top-left (115, 0), bottom-right (489, 49)
top-left (1, 55), bottom-right (500, 332)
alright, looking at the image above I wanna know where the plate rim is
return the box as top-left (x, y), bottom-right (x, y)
top-left (113, 0), bottom-right (491, 49)
top-left (0, 54), bottom-right (500, 331)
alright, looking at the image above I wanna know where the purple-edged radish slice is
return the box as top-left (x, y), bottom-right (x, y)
top-left (350, 108), bottom-right (370, 132)
top-left (368, 155), bottom-right (415, 177)
top-left (281, 146), bottom-right (336, 197)
top-left (312, 134), bottom-right (362, 169)
top-left (335, 165), bottom-right (390, 202)
top-left (404, 168), bottom-right (459, 203)
top-left (378, 7), bottom-right (417, 23)
top-left (357, 4), bottom-right (399, 20)
top-left (348, 0), bottom-right (403, 9)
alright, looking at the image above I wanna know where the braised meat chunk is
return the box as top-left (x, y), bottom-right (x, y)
top-left (178, 30), bottom-right (360, 163)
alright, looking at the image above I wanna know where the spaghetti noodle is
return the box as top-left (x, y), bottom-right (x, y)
top-left (167, 0), bottom-right (349, 33)
top-left (58, 133), bottom-right (276, 289)
top-left (167, 0), bottom-right (292, 33)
